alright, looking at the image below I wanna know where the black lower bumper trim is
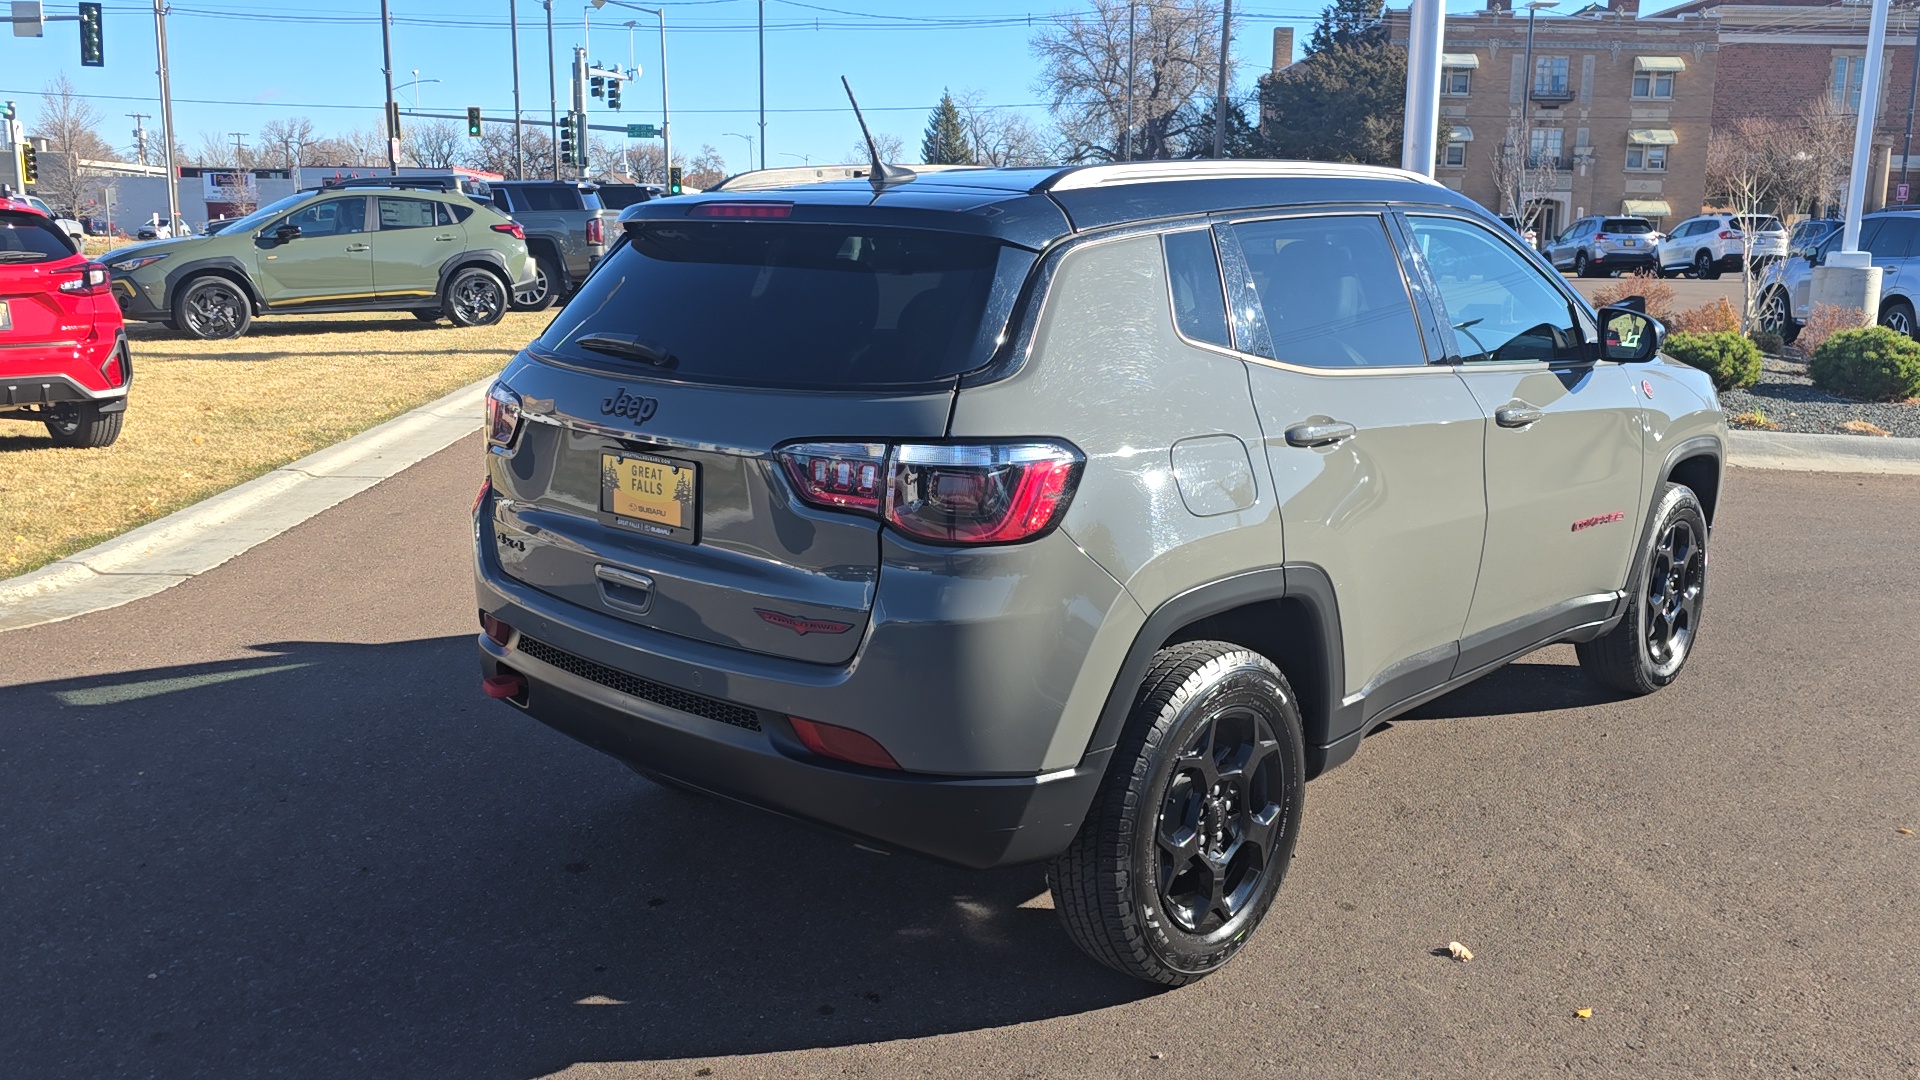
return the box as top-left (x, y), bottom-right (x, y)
top-left (487, 646), bottom-right (1109, 870)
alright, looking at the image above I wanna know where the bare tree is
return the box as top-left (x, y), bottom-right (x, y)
top-left (685, 144), bottom-right (728, 190)
top-left (403, 118), bottom-right (465, 169)
top-left (1776, 98), bottom-right (1854, 220)
top-left (1707, 118), bottom-right (1785, 328)
top-left (956, 91), bottom-right (1054, 167)
top-left (1488, 126), bottom-right (1556, 245)
top-left (465, 118), bottom-right (555, 179)
top-left (257, 117), bottom-right (318, 169)
top-left (27, 74), bottom-right (118, 210)
top-left (1031, 0), bottom-right (1230, 163)
top-left (847, 130), bottom-right (906, 165)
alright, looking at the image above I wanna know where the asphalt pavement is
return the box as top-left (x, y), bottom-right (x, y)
top-left (3, 440), bottom-right (1917, 1079)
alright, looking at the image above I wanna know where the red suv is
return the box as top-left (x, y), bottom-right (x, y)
top-left (0, 195), bottom-right (128, 447)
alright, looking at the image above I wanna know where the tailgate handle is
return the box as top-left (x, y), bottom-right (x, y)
top-left (594, 564), bottom-right (655, 615)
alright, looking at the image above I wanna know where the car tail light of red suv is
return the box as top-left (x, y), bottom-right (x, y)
top-left (777, 440), bottom-right (1085, 545)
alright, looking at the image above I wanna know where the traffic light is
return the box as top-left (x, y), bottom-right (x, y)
top-left (668, 165), bottom-right (682, 195)
top-left (466, 106), bottom-right (482, 138)
top-left (78, 2), bottom-right (104, 67)
top-left (606, 79), bottom-right (621, 110)
top-left (591, 76), bottom-right (604, 99)
top-left (559, 113), bottom-right (575, 165)
top-left (21, 144), bottom-right (38, 184)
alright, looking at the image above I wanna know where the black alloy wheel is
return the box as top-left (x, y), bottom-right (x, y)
top-left (1694, 250), bottom-right (1721, 281)
top-left (1573, 251), bottom-right (1590, 278)
top-left (1578, 483), bottom-right (1709, 695)
top-left (1642, 515), bottom-right (1705, 680)
top-left (446, 268), bottom-right (507, 327)
top-left (175, 277), bottom-right (252, 340)
top-left (1153, 702), bottom-right (1288, 935)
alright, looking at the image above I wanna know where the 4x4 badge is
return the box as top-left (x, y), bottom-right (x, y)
top-left (755, 608), bottom-right (854, 636)
top-left (601, 388), bottom-right (659, 424)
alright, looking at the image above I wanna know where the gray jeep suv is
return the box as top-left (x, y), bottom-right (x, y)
top-left (473, 161), bottom-right (1726, 985)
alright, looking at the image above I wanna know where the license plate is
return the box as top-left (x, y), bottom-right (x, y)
top-left (1622, 239), bottom-right (1638, 246)
top-left (601, 451), bottom-right (698, 544)
top-left (0, 300), bottom-right (10, 332)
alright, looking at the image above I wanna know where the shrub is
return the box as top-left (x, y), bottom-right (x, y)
top-left (1587, 273), bottom-right (1676, 325)
top-left (1667, 297), bottom-right (1741, 335)
top-left (1809, 326), bottom-right (1920, 401)
top-left (1750, 328), bottom-right (1784, 355)
top-left (1794, 302), bottom-right (1872, 361)
top-left (1663, 330), bottom-right (1764, 391)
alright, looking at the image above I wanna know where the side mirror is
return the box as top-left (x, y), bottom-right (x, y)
top-left (273, 224), bottom-right (301, 243)
top-left (1599, 305), bottom-right (1664, 363)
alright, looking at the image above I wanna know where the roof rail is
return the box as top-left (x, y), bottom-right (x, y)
top-left (1037, 160), bottom-right (1443, 193)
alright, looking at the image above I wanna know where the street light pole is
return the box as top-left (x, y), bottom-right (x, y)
top-left (1902, 4), bottom-right (1919, 197)
top-left (380, 0), bottom-right (399, 173)
top-left (545, 0), bottom-right (559, 177)
top-left (758, 0), bottom-right (766, 169)
top-left (152, 0), bottom-right (181, 229)
top-left (1518, 1), bottom-right (1558, 235)
top-left (723, 131), bottom-right (754, 170)
top-left (510, 0), bottom-right (524, 178)
top-left (1124, 0), bottom-right (1135, 161)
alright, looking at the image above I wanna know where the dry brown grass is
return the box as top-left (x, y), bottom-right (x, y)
top-left (1586, 272), bottom-right (1677, 324)
top-left (1839, 419), bottom-right (1892, 436)
top-left (1731, 409), bottom-right (1779, 430)
top-left (1, 311), bottom-right (548, 577)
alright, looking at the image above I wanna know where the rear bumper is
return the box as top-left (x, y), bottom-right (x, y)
top-left (481, 631), bottom-right (1108, 869)
top-left (0, 332), bottom-right (130, 413)
top-left (1594, 249), bottom-right (1656, 269)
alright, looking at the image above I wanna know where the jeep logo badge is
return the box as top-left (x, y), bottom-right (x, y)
top-left (601, 388), bottom-right (659, 424)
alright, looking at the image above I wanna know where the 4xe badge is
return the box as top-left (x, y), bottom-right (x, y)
top-left (601, 388), bottom-right (659, 425)
top-left (755, 608), bottom-right (854, 636)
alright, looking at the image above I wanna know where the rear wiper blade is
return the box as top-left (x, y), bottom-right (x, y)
top-left (575, 333), bottom-right (677, 367)
top-left (0, 251), bottom-right (49, 262)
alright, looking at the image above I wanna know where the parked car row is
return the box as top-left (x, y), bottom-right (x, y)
top-left (1755, 207), bottom-right (1920, 343)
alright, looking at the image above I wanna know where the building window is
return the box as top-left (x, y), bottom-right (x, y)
top-left (1441, 142), bottom-right (1467, 167)
top-left (1626, 145), bottom-right (1667, 171)
top-left (1443, 67), bottom-right (1471, 95)
top-left (1632, 72), bottom-right (1674, 99)
top-left (1833, 55), bottom-right (1865, 113)
top-left (1528, 128), bottom-right (1564, 168)
top-left (1533, 56), bottom-right (1571, 97)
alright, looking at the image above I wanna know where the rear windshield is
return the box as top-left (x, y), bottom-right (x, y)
top-left (507, 185), bottom-right (600, 212)
top-left (536, 221), bottom-right (1033, 390)
top-left (0, 211), bottom-right (76, 262)
top-left (1736, 216), bottom-right (1784, 233)
top-left (1602, 218), bottom-right (1653, 234)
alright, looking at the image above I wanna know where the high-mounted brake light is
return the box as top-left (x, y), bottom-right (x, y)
top-left (775, 440), bottom-right (1085, 546)
top-left (491, 221), bottom-right (526, 240)
top-left (484, 383), bottom-right (522, 449)
top-left (691, 202), bottom-right (794, 219)
top-left (586, 217), bottom-right (605, 245)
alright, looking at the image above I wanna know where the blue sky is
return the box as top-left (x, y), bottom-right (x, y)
top-left (0, 0), bottom-right (1459, 173)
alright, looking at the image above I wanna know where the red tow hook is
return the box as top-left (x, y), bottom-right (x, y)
top-left (483, 673), bottom-right (527, 700)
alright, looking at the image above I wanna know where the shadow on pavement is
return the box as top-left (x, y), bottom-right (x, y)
top-left (1397, 652), bottom-right (1619, 722)
top-left (0, 637), bottom-right (1147, 1079)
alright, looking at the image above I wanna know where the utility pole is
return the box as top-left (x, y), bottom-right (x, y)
top-left (545, 0), bottom-right (559, 177)
top-left (128, 112), bottom-right (150, 165)
top-left (758, 0), bottom-right (766, 169)
top-left (153, 0), bottom-right (180, 231)
top-left (510, 0), bottom-right (524, 178)
top-left (230, 131), bottom-right (247, 164)
top-left (1123, 0), bottom-right (1135, 162)
top-left (572, 46), bottom-right (587, 180)
top-left (379, 0), bottom-right (399, 173)
top-left (1212, 0), bottom-right (1232, 158)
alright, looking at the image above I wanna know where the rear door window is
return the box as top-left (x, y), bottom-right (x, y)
top-left (1866, 216), bottom-right (1916, 258)
top-left (0, 210), bottom-right (77, 261)
top-left (536, 221), bottom-right (1034, 389)
top-left (377, 197), bottom-right (437, 230)
top-left (1229, 215), bottom-right (1426, 368)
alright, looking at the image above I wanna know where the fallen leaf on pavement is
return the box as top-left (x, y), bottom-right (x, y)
top-left (1898, 828), bottom-right (1913, 835)
top-left (1575, 1008), bottom-right (1593, 1020)
top-left (1447, 941), bottom-right (1474, 962)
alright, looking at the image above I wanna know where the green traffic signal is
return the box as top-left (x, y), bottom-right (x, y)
top-left (668, 165), bottom-right (682, 195)
top-left (466, 106), bottom-right (482, 138)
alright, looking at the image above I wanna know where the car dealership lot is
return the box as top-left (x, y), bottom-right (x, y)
top-left (2, 441), bottom-right (1915, 1079)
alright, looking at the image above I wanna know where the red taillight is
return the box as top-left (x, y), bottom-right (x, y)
top-left (1593, 232), bottom-right (1608, 241)
top-left (485, 383), bottom-right (522, 448)
top-left (775, 440), bottom-right (1085, 546)
top-left (491, 221), bottom-right (526, 240)
top-left (778, 442), bottom-right (888, 513)
top-left (787, 715), bottom-right (900, 770)
top-left (690, 202), bottom-right (794, 218)
top-left (1719, 230), bottom-right (1738, 240)
top-left (57, 264), bottom-right (110, 294)
top-left (480, 610), bottom-right (514, 646)
top-left (586, 217), bottom-right (605, 245)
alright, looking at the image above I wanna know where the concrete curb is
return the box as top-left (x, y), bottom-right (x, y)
top-left (0, 378), bottom-right (489, 633)
top-left (1728, 429), bottom-right (1920, 475)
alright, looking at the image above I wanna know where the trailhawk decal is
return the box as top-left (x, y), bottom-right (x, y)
top-left (754, 608), bottom-right (854, 636)
top-left (1571, 511), bottom-right (1627, 533)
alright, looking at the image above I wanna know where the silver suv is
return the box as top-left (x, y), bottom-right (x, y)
top-left (1757, 209), bottom-right (1920, 342)
top-left (473, 162), bottom-right (1726, 985)
top-left (1545, 215), bottom-right (1658, 277)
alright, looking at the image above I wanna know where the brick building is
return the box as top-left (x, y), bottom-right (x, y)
top-left (1385, 0), bottom-right (1719, 239)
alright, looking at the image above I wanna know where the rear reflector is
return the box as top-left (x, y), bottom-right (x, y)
top-left (480, 610), bottom-right (513, 646)
top-left (483, 673), bottom-right (527, 699)
top-left (787, 716), bottom-right (900, 770)
top-left (690, 202), bottom-right (794, 218)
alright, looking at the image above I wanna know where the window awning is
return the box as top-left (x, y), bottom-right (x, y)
top-left (1441, 53), bottom-right (1479, 69)
top-left (1629, 128), bottom-right (1679, 145)
top-left (1623, 199), bottom-right (1672, 217)
top-left (1635, 55), bottom-right (1687, 72)
top-left (1446, 125), bottom-right (1474, 142)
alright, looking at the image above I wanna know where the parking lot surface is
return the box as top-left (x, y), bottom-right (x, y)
top-left (3, 441), bottom-right (1916, 1079)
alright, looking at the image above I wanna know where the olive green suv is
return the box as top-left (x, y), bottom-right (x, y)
top-left (104, 185), bottom-right (536, 339)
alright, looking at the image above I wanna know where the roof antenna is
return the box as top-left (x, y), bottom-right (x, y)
top-left (841, 75), bottom-right (916, 191)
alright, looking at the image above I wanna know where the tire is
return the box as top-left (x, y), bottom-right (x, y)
top-left (1577, 483), bottom-right (1708, 696)
top-left (1881, 298), bottom-right (1916, 339)
top-left (1694, 250), bottom-right (1721, 281)
top-left (172, 275), bottom-right (253, 340)
top-left (444, 267), bottom-right (508, 328)
top-left (1573, 251), bottom-right (1590, 278)
top-left (1756, 287), bottom-right (1799, 345)
top-left (509, 254), bottom-right (557, 312)
top-left (44, 402), bottom-right (123, 448)
top-left (1049, 640), bottom-right (1305, 986)
top-left (411, 309), bottom-right (441, 323)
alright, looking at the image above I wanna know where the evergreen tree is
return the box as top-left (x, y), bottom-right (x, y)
top-left (920, 90), bottom-right (976, 165)
top-left (1257, 40), bottom-right (1409, 165)
top-left (1306, 0), bottom-right (1386, 54)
